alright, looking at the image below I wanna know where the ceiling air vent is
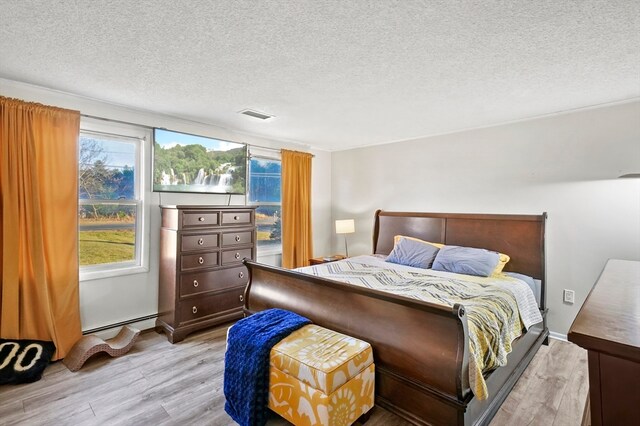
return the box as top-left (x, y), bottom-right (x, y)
top-left (239, 109), bottom-right (274, 120)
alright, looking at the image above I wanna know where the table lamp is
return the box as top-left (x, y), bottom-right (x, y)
top-left (335, 219), bottom-right (355, 257)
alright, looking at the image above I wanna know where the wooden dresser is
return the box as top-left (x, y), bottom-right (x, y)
top-left (156, 205), bottom-right (257, 343)
top-left (568, 259), bottom-right (640, 425)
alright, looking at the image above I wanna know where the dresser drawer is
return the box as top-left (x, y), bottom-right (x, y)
top-left (180, 251), bottom-right (219, 271)
top-left (181, 233), bottom-right (219, 251)
top-left (221, 248), bottom-right (253, 265)
top-left (179, 287), bottom-right (245, 324)
top-left (182, 211), bottom-right (219, 228)
top-left (221, 211), bottom-right (252, 226)
top-left (180, 266), bottom-right (249, 297)
top-left (221, 231), bottom-right (253, 247)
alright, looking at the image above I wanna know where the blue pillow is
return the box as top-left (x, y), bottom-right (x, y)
top-left (432, 245), bottom-right (500, 277)
top-left (386, 237), bottom-right (440, 269)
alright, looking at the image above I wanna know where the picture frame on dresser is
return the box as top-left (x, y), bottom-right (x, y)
top-left (156, 205), bottom-right (257, 343)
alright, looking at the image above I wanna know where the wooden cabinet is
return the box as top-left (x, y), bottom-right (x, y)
top-left (568, 259), bottom-right (640, 425)
top-left (156, 205), bottom-right (256, 343)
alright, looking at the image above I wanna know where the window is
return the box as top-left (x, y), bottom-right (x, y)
top-left (248, 156), bottom-right (281, 255)
top-left (79, 127), bottom-right (146, 279)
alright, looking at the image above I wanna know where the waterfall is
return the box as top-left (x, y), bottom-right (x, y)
top-left (160, 169), bottom-right (179, 186)
top-left (206, 173), bottom-right (232, 191)
top-left (160, 168), bottom-right (234, 190)
top-left (161, 171), bottom-right (171, 185)
top-left (194, 168), bottom-right (206, 185)
top-left (218, 173), bottom-right (232, 187)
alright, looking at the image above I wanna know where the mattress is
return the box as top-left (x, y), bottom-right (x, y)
top-left (296, 255), bottom-right (542, 400)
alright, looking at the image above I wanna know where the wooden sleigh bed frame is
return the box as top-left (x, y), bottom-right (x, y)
top-left (243, 210), bottom-right (549, 426)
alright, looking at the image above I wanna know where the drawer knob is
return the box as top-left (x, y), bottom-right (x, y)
top-left (192, 306), bottom-right (198, 314)
top-left (235, 235), bottom-right (241, 242)
top-left (193, 280), bottom-right (199, 287)
top-left (198, 256), bottom-right (204, 264)
top-left (198, 216), bottom-right (205, 222)
top-left (234, 215), bottom-right (239, 220)
top-left (235, 252), bottom-right (241, 260)
top-left (239, 294), bottom-right (244, 302)
top-left (239, 271), bottom-right (244, 279)
top-left (198, 238), bottom-right (204, 245)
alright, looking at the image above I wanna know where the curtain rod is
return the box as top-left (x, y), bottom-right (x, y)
top-left (80, 113), bottom-right (310, 156)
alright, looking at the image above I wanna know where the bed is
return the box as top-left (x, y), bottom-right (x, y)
top-left (243, 210), bottom-right (549, 425)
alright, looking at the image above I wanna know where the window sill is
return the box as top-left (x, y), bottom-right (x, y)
top-left (80, 264), bottom-right (149, 282)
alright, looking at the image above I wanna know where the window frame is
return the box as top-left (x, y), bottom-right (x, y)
top-left (247, 152), bottom-right (282, 257)
top-left (78, 119), bottom-right (150, 282)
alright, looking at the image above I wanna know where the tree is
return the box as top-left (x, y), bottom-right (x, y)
top-left (270, 210), bottom-right (281, 240)
top-left (79, 138), bottom-right (111, 218)
top-left (79, 138), bottom-right (107, 196)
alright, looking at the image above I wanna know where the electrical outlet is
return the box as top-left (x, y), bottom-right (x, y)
top-left (563, 289), bottom-right (575, 304)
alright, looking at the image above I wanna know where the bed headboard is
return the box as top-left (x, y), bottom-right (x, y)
top-left (373, 210), bottom-right (547, 308)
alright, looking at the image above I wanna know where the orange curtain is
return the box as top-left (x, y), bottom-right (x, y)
top-left (281, 149), bottom-right (313, 269)
top-left (0, 96), bottom-right (82, 360)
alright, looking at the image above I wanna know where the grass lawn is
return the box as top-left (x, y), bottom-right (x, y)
top-left (79, 229), bottom-right (135, 266)
top-left (257, 230), bottom-right (272, 241)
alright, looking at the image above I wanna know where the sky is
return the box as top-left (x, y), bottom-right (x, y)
top-left (154, 128), bottom-right (244, 152)
top-left (80, 135), bottom-right (136, 169)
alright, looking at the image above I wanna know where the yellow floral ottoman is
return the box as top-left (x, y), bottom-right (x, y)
top-left (269, 324), bottom-right (375, 426)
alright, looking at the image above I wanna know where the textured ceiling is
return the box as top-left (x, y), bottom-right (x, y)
top-left (0, 0), bottom-right (638, 151)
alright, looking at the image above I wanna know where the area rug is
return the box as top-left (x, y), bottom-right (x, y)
top-left (0, 339), bottom-right (56, 384)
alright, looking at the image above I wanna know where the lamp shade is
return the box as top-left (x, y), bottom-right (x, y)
top-left (335, 219), bottom-right (355, 234)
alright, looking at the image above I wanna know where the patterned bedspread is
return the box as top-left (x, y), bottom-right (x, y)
top-left (296, 255), bottom-right (543, 400)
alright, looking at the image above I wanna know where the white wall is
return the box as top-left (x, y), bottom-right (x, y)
top-left (331, 101), bottom-right (640, 336)
top-left (0, 78), bottom-right (332, 335)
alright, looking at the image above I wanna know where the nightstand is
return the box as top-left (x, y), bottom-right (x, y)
top-left (309, 255), bottom-right (346, 265)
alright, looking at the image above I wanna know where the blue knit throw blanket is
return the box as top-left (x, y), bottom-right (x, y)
top-left (224, 309), bottom-right (311, 426)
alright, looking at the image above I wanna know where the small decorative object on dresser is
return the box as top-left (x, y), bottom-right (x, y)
top-left (156, 205), bottom-right (257, 343)
top-left (309, 255), bottom-right (346, 265)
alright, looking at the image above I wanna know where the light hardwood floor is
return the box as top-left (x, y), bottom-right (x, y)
top-left (0, 324), bottom-right (587, 425)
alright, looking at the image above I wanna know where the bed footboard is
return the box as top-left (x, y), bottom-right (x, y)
top-left (243, 260), bottom-right (471, 425)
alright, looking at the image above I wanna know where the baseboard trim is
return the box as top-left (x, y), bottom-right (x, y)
top-left (549, 331), bottom-right (568, 342)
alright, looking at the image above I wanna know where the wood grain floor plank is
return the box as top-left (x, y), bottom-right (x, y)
top-left (95, 401), bottom-right (171, 426)
top-left (0, 400), bottom-right (24, 420)
top-left (552, 346), bottom-right (588, 426)
top-left (162, 382), bottom-right (227, 425)
top-left (0, 325), bottom-right (587, 425)
top-left (21, 358), bottom-right (145, 412)
top-left (506, 339), bottom-right (584, 425)
top-left (1, 401), bottom-right (95, 426)
top-left (0, 355), bottom-right (138, 413)
top-left (490, 340), bottom-right (553, 425)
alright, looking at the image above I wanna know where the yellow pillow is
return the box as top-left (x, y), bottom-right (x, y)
top-left (493, 252), bottom-right (511, 274)
top-left (393, 235), bottom-right (444, 248)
